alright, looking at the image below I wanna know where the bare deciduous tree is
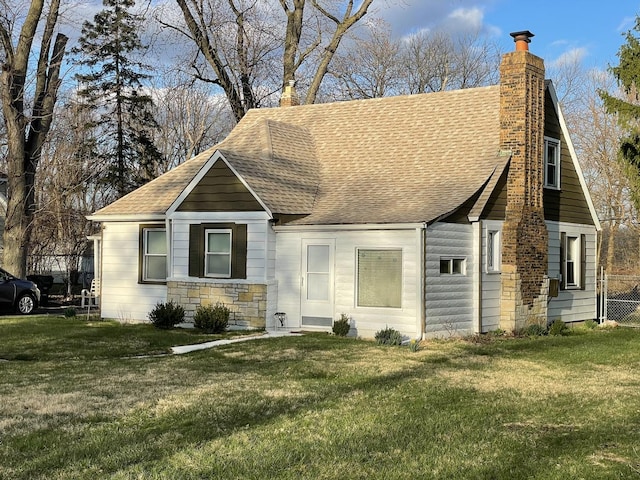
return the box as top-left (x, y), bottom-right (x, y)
top-left (166, 0), bottom-right (373, 121)
top-left (327, 20), bottom-right (402, 100)
top-left (151, 72), bottom-right (234, 173)
top-left (0, 0), bottom-right (67, 277)
top-left (402, 29), bottom-right (500, 94)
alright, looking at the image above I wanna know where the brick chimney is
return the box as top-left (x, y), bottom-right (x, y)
top-left (279, 79), bottom-right (300, 107)
top-left (499, 31), bottom-right (549, 332)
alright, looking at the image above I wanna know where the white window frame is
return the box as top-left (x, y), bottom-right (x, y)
top-left (440, 257), bottom-right (466, 275)
top-left (356, 248), bottom-right (403, 309)
top-left (486, 229), bottom-right (501, 273)
top-left (563, 234), bottom-right (580, 288)
top-left (142, 227), bottom-right (167, 282)
top-left (544, 137), bottom-right (561, 189)
top-left (204, 228), bottom-right (232, 278)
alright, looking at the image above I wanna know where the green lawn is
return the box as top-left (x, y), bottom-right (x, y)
top-left (1, 316), bottom-right (639, 479)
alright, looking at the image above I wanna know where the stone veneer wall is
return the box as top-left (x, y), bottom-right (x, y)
top-left (167, 281), bottom-right (267, 329)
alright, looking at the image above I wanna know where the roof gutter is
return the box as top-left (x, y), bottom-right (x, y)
top-left (273, 223), bottom-right (426, 232)
top-left (87, 213), bottom-right (166, 222)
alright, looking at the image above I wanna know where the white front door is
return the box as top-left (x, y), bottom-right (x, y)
top-left (300, 240), bottom-right (335, 328)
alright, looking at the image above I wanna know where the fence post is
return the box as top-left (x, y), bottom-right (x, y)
top-left (602, 269), bottom-right (608, 324)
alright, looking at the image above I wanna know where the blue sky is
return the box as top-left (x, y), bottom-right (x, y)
top-left (380, 0), bottom-right (640, 71)
top-left (73, 0), bottom-right (640, 73)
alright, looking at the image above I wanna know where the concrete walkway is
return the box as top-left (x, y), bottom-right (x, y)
top-left (170, 330), bottom-right (302, 355)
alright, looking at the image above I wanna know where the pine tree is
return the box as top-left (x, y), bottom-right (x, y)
top-left (600, 17), bottom-right (640, 210)
top-left (73, 0), bottom-right (162, 198)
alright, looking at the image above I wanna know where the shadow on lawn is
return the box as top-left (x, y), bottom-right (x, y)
top-left (6, 333), bottom-right (638, 479)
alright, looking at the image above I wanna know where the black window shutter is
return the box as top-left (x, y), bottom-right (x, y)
top-left (232, 224), bottom-right (247, 279)
top-left (580, 234), bottom-right (587, 290)
top-left (560, 232), bottom-right (566, 290)
top-left (189, 224), bottom-right (204, 278)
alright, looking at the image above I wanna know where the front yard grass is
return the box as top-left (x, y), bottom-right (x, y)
top-left (1, 316), bottom-right (639, 479)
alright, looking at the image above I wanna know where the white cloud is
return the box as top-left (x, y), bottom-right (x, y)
top-left (380, 1), bottom-right (501, 42)
top-left (549, 47), bottom-right (589, 69)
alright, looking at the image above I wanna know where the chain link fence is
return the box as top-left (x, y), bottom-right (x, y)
top-left (601, 274), bottom-right (640, 326)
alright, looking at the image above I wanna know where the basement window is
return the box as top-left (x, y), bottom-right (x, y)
top-left (544, 137), bottom-right (561, 189)
top-left (440, 258), bottom-right (466, 275)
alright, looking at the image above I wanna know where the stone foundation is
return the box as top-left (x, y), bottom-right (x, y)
top-left (167, 281), bottom-right (267, 329)
top-left (500, 264), bottom-right (549, 332)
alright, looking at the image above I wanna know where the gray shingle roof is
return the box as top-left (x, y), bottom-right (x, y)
top-left (93, 85), bottom-right (502, 224)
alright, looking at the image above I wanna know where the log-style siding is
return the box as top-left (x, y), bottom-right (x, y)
top-left (424, 222), bottom-right (474, 337)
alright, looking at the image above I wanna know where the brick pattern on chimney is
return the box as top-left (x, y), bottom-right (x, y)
top-left (499, 49), bottom-right (549, 331)
top-left (279, 80), bottom-right (300, 107)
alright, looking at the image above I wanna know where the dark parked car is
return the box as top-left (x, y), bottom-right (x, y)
top-left (0, 268), bottom-right (40, 314)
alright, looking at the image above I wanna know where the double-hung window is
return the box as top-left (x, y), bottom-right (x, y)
top-left (205, 229), bottom-right (232, 278)
top-left (544, 137), bottom-right (561, 189)
top-left (560, 232), bottom-right (586, 290)
top-left (188, 223), bottom-right (247, 280)
top-left (487, 230), bottom-right (501, 272)
top-left (140, 226), bottom-right (167, 283)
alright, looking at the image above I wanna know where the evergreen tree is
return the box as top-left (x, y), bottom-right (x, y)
top-left (600, 17), bottom-right (640, 210)
top-left (73, 0), bottom-right (162, 198)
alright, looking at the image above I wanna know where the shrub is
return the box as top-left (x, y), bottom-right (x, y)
top-left (64, 307), bottom-right (77, 318)
top-left (194, 302), bottom-right (230, 334)
top-left (548, 318), bottom-right (568, 336)
top-left (332, 313), bottom-right (350, 336)
top-left (375, 326), bottom-right (403, 346)
top-left (148, 301), bottom-right (185, 330)
top-left (524, 323), bottom-right (547, 337)
top-left (583, 319), bottom-right (598, 330)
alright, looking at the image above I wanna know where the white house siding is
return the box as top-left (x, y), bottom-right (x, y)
top-left (100, 222), bottom-right (167, 322)
top-left (169, 212), bottom-right (271, 282)
top-left (480, 220), bottom-right (504, 332)
top-left (274, 227), bottom-right (422, 340)
top-left (547, 221), bottom-right (598, 323)
top-left (425, 222), bottom-right (475, 338)
top-left (266, 226), bottom-right (278, 328)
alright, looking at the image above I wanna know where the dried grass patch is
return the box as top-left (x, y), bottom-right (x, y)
top-left (435, 357), bottom-right (640, 402)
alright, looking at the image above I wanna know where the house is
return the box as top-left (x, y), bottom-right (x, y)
top-left (88, 31), bottom-right (600, 338)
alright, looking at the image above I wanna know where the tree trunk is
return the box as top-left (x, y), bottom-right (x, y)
top-left (0, 0), bottom-right (66, 277)
top-left (305, 0), bottom-right (374, 105)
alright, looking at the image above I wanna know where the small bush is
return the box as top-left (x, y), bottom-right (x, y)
top-left (148, 301), bottom-right (185, 329)
top-left (194, 302), bottom-right (230, 334)
top-left (64, 307), bottom-right (77, 318)
top-left (524, 323), bottom-right (547, 337)
top-left (548, 318), bottom-right (568, 336)
top-left (332, 313), bottom-right (350, 336)
top-left (375, 326), bottom-right (403, 346)
top-left (583, 319), bottom-right (598, 330)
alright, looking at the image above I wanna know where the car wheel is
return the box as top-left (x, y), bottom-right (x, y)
top-left (16, 294), bottom-right (35, 314)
